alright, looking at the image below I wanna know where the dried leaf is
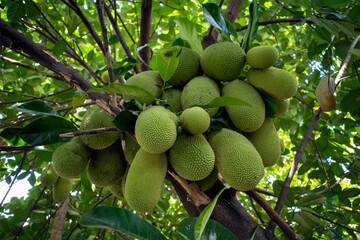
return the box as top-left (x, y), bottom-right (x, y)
top-left (315, 77), bottom-right (336, 111)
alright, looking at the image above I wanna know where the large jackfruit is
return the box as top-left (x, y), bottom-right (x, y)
top-left (124, 148), bottom-right (167, 212)
top-left (200, 42), bottom-right (246, 82)
top-left (222, 80), bottom-right (265, 133)
top-left (246, 118), bottom-right (281, 167)
top-left (208, 128), bottom-right (264, 191)
top-left (53, 177), bottom-right (73, 203)
top-left (169, 132), bottom-right (215, 181)
top-left (180, 107), bottom-right (210, 135)
top-left (80, 105), bottom-right (121, 150)
top-left (247, 67), bottom-right (298, 100)
top-left (246, 46), bottom-right (279, 69)
top-left (41, 164), bottom-right (59, 186)
top-left (123, 134), bottom-right (140, 165)
top-left (162, 88), bottom-right (182, 113)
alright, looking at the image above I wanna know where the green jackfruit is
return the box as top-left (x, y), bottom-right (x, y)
top-left (181, 76), bottom-right (220, 117)
top-left (168, 47), bottom-right (202, 87)
top-left (169, 132), bottom-right (215, 181)
top-left (180, 107), bottom-right (210, 135)
top-left (123, 71), bottom-right (162, 105)
top-left (123, 134), bottom-right (140, 164)
top-left (245, 118), bottom-right (281, 167)
top-left (200, 42), bottom-right (246, 82)
top-left (80, 105), bottom-right (121, 150)
top-left (53, 177), bottom-right (73, 203)
top-left (162, 88), bottom-right (182, 113)
top-left (125, 148), bottom-right (167, 212)
top-left (41, 164), bottom-right (59, 186)
top-left (87, 144), bottom-right (126, 187)
top-left (208, 128), bottom-right (264, 191)
top-left (280, 139), bottom-right (285, 154)
top-left (246, 46), bottom-right (279, 69)
top-left (222, 80), bottom-right (266, 133)
top-left (273, 99), bottom-right (290, 116)
top-left (197, 167), bottom-right (218, 191)
top-left (108, 177), bottom-right (124, 199)
top-left (135, 106), bottom-right (177, 154)
top-left (247, 67), bottom-right (298, 100)
top-left (52, 137), bottom-right (90, 179)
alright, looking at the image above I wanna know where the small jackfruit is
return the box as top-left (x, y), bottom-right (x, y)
top-left (80, 105), bottom-right (121, 150)
top-left (53, 177), bottom-right (73, 203)
top-left (101, 70), bottom-right (110, 83)
top-left (246, 46), bottom-right (279, 69)
top-left (181, 76), bottom-right (220, 117)
top-left (245, 118), bottom-right (281, 167)
top-left (41, 164), bottom-right (59, 186)
top-left (273, 99), bottom-right (290, 116)
top-left (167, 47), bottom-right (202, 87)
top-left (169, 132), bottom-right (215, 181)
top-left (200, 42), bottom-right (246, 82)
top-left (108, 177), bottom-right (124, 199)
top-left (125, 148), bottom-right (167, 212)
top-left (123, 134), bottom-right (140, 164)
top-left (180, 107), bottom-right (210, 135)
top-left (222, 80), bottom-right (265, 133)
top-left (162, 88), bottom-right (182, 113)
top-left (123, 71), bottom-right (162, 105)
top-left (197, 167), bottom-right (218, 191)
top-left (135, 106), bottom-right (177, 154)
top-left (247, 67), bottom-right (298, 100)
top-left (208, 128), bottom-right (264, 191)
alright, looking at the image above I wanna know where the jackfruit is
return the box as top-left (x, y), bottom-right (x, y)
top-left (101, 70), bottom-right (110, 83)
top-left (222, 80), bottom-right (265, 133)
top-left (246, 46), bottom-right (279, 69)
top-left (208, 128), bottom-right (264, 191)
top-left (280, 139), bottom-right (285, 154)
top-left (180, 107), bottom-right (210, 135)
top-left (273, 99), bottom-right (290, 116)
top-left (162, 88), bottom-right (182, 113)
top-left (200, 42), bottom-right (246, 82)
top-left (169, 132), bottom-right (215, 181)
top-left (53, 177), bottom-right (73, 203)
top-left (52, 137), bottom-right (90, 179)
top-left (167, 47), bottom-right (202, 87)
top-left (245, 118), bottom-right (281, 167)
top-left (247, 67), bottom-right (298, 100)
top-left (135, 106), bottom-right (177, 154)
top-left (181, 76), bottom-right (220, 117)
top-left (123, 134), bottom-right (140, 164)
top-left (87, 144), bottom-right (126, 187)
top-left (108, 177), bottom-right (124, 199)
top-left (41, 164), bottom-right (59, 186)
top-left (197, 167), bottom-right (218, 191)
top-left (124, 148), bottom-right (167, 212)
top-left (123, 71), bottom-right (162, 105)
top-left (80, 105), bottom-right (121, 150)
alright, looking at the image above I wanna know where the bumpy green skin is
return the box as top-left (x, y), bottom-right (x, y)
top-left (41, 164), bottom-right (59, 186)
top-left (135, 106), bottom-right (177, 154)
top-left (80, 105), bottom-right (121, 150)
top-left (169, 132), bottom-right (215, 181)
top-left (87, 144), bottom-right (126, 187)
top-left (162, 88), bottom-right (183, 113)
top-left (123, 71), bottom-right (162, 105)
top-left (246, 46), bottom-right (279, 69)
top-left (53, 177), bottom-right (73, 203)
top-left (273, 99), bottom-right (290, 116)
top-left (208, 128), bottom-right (264, 191)
top-left (167, 47), bottom-right (202, 87)
top-left (247, 67), bottom-right (298, 100)
top-left (52, 137), bottom-right (90, 179)
top-left (180, 107), bottom-right (210, 135)
top-left (181, 76), bottom-right (220, 117)
top-left (222, 80), bottom-right (266, 133)
top-left (197, 167), bottom-right (218, 191)
top-left (125, 148), bottom-right (167, 212)
top-left (123, 135), bottom-right (140, 164)
top-left (245, 118), bottom-right (281, 167)
top-left (200, 42), bottom-right (246, 82)
top-left (108, 178), bottom-right (124, 199)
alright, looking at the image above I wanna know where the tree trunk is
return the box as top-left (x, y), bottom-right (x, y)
top-left (50, 199), bottom-right (69, 240)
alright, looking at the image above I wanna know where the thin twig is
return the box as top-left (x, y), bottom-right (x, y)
top-left (254, 187), bottom-right (276, 197)
top-left (309, 138), bottom-right (330, 188)
top-left (59, 127), bottom-right (119, 138)
top-left (248, 195), bottom-right (265, 224)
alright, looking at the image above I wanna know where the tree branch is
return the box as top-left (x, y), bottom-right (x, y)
top-left (59, 127), bottom-right (119, 138)
top-left (139, 0), bottom-right (152, 71)
top-left (50, 199), bottom-right (69, 240)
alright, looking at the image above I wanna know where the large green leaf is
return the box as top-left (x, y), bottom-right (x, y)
top-left (8, 100), bottom-right (63, 117)
top-left (150, 46), bottom-right (181, 82)
top-left (194, 96), bottom-right (251, 109)
top-left (113, 110), bottom-right (137, 132)
top-left (297, 194), bottom-right (327, 207)
top-left (175, 18), bottom-right (203, 55)
top-left (7, 1), bottom-right (26, 22)
top-left (0, 127), bottom-right (27, 146)
top-left (241, 0), bottom-right (258, 52)
top-left (79, 206), bottom-right (167, 240)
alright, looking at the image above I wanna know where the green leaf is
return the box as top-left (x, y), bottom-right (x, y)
top-left (20, 116), bottom-right (77, 146)
top-left (79, 206), bottom-right (167, 240)
top-left (195, 188), bottom-right (226, 240)
top-left (246, 226), bottom-right (258, 240)
top-left (241, 0), bottom-right (258, 52)
top-left (150, 46), bottom-right (181, 82)
top-left (25, 0), bottom-right (41, 21)
top-left (0, 128), bottom-right (27, 146)
top-left (113, 111), bottom-right (137, 132)
top-left (311, 0), bottom-right (353, 9)
top-left (340, 188), bottom-right (360, 198)
top-left (109, 34), bottom-right (119, 45)
top-left (194, 96), bottom-right (251, 109)
top-left (257, 90), bottom-right (278, 117)
top-left (112, 58), bottom-right (137, 79)
top-left (297, 194), bottom-right (327, 207)
top-left (175, 18), bottom-right (203, 55)
top-left (9, 100), bottom-right (63, 117)
top-left (72, 93), bottom-right (86, 108)
top-left (53, 40), bottom-right (67, 56)
top-left (349, 49), bottom-right (360, 57)
top-left (7, 1), bottom-right (26, 22)
top-left (328, 229), bottom-right (342, 240)
top-left (172, 38), bottom-right (191, 48)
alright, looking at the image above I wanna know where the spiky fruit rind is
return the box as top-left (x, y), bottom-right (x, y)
top-left (169, 133), bottom-right (215, 181)
top-left (53, 177), bottom-right (73, 203)
top-left (246, 46), bottom-right (279, 69)
top-left (247, 67), bottom-right (298, 100)
top-left (162, 88), bottom-right (183, 113)
top-left (200, 42), bottom-right (246, 82)
top-left (123, 135), bottom-right (140, 165)
top-left (222, 80), bottom-right (266, 133)
top-left (180, 107), bottom-right (210, 135)
top-left (273, 98), bottom-right (290, 116)
top-left (135, 106), bottom-right (177, 154)
top-left (197, 167), bottom-right (218, 191)
top-left (41, 164), bottom-right (59, 186)
top-left (168, 47), bottom-right (202, 87)
top-left (181, 76), bottom-right (220, 117)
top-left (208, 128), bottom-right (264, 191)
top-left (80, 105), bottom-right (121, 150)
top-left (125, 148), bottom-right (167, 212)
top-left (108, 178), bottom-right (124, 199)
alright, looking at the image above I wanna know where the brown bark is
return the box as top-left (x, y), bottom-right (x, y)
top-left (139, 0), bottom-right (152, 71)
top-left (50, 199), bottom-right (69, 240)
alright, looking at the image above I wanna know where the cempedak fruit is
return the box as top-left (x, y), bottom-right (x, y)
top-left (197, 167), bottom-right (218, 191)
top-left (125, 148), bottom-right (167, 212)
top-left (208, 128), bottom-right (264, 191)
top-left (180, 107), bottom-right (210, 135)
top-left (108, 178), bottom-right (124, 199)
top-left (200, 42), bottom-right (246, 82)
top-left (273, 98), bottom-right (290, 116)
top-left (222, 80), bottom-right (265, 133)
top-left (41, 164), bottom-right (59, 186)
top-left (247, 67), bottom-right (298, 100)
top-left (123, 134), bottom-right (140, 165)
top-left (53, 177), bottom-right (73, 203)
top-left (162, 88), bottom-right (182, 113)
top-left (246, 46), bottom-right (279, 69)
top-left (80, 105), bottom-right (121, 150)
